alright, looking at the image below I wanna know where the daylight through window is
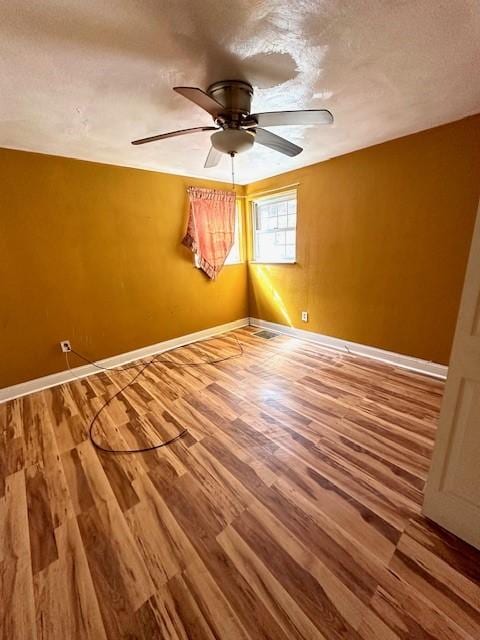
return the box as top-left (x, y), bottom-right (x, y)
top-left (252, 190), bottom-right (297, 263)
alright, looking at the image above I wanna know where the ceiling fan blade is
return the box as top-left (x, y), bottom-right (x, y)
top-left (174, 87), bottom-right (225, 117)
top-left (254, 128), bottom-right (302, 157)
top-left (204, 146), bottom-right (222, 168)
top-left (249, 109), bottom-right (333, 127)
top-left (131, 126), bottom-right (218, 145)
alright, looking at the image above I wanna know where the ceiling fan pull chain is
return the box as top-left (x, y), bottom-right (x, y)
top-left (231, 152), bottom-right (235, 190)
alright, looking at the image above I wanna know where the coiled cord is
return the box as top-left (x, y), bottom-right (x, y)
top-left (65, 334), bottom-right (243, 454)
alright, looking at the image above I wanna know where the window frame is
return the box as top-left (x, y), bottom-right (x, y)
top-left (250, 189), bottom-right (297, 264)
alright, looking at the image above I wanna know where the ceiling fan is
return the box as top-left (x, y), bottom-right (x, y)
top-left (131, 80), bottom-right (333, 167)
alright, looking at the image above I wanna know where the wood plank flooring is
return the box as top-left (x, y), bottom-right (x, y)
top-left (1, 327), bottom-right (479, 639)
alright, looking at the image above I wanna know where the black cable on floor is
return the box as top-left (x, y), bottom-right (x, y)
top-left (65, 334), bottom-right (243, 454)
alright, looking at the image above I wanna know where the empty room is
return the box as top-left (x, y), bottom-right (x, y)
top-left (1, 1), bottom-right (480, 638)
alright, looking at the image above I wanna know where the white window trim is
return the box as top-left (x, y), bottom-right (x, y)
top-left (250, 189), bottom-right (297, 264)
top-left (249, 260), bottom-right (296, 264)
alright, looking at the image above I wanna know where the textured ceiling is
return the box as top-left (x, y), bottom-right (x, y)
top-left (1, 1), bottom-right (479, 184)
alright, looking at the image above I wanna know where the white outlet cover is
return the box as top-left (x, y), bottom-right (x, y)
top-left (301, 311), bottom-right (308, 322)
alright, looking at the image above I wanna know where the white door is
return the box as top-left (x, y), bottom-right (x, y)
top-left (423, 200), bottom-right (480, 550)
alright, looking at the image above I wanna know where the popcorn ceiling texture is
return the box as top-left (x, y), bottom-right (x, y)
top-left (0, 0), bottom-right (479, 183)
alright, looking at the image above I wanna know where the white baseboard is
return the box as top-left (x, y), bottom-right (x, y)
top-left (0, 315), bottom-right (446, 404)
top-left (0, 318), bottom-right (249, 404)
top-left (249, 317), bottom-right (448, 379)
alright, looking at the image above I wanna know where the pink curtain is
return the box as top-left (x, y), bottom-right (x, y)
top-left (182, 187), bottom-right (236, 280)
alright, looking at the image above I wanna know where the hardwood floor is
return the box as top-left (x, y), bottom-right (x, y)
top-left (1, 327), bottom-right (479, 639)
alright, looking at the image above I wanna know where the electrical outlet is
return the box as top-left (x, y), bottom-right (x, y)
top-left (301, 311), bottom-right (308, 322)
top-left (60, 340), bottom-right (72, 353)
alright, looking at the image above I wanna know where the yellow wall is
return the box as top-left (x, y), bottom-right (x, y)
top-left (1, 115), bottom-right (478, 389)
top-left (0, 149), bottom-right (247, 388)
top-left (246, 115), bottom-right (480, 365)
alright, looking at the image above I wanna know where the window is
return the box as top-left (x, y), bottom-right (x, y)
top-left (224, 201), bottom-right (243, 265)
top-left (194, 200), bottom-right (242, 268)
top-left (252, 190), bottom-right (297, 263)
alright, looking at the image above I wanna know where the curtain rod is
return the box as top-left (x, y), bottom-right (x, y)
top-left (237, 182), bottom-right (300, 199)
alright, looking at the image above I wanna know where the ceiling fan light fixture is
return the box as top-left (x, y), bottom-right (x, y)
top-left (210, 128), bottom-right (255, 155)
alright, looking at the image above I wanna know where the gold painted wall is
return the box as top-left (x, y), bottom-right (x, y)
top-left (0, 149), bottom-right (247, 388)
top-left (246, 115), bottom-right (480, 365)
top-left (1, 115), bottom-right (478, 389)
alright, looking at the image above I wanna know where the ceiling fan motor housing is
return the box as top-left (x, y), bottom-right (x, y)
top-left (208, 80), bottom-right (255, 155)
top-left (207, 80), bottom-right (253, 122)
